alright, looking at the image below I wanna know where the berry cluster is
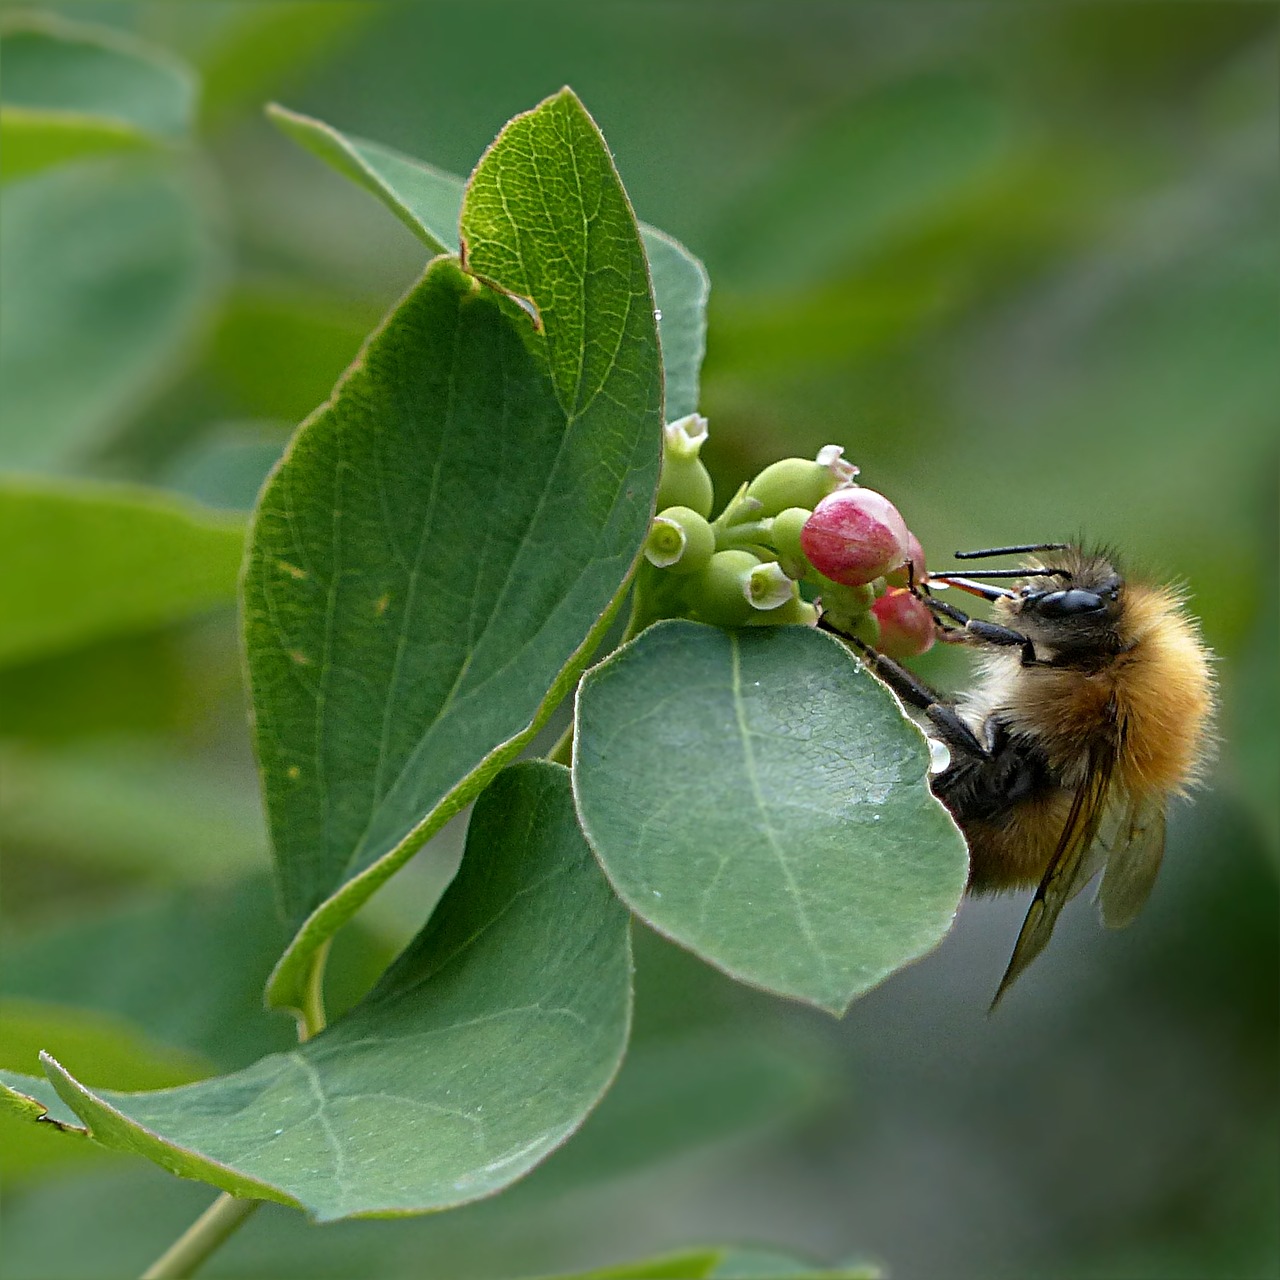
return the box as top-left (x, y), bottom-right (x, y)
top-left (638, 415), bottom-right (936, 659)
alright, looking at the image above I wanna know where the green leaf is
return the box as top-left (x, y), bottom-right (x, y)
top-left (267, 101), bottom-right (708, 417)
top-left (266, 103), bottom-right (463, 255)
top-left (0, 477), bottom-right (244, 668)
top-left (643, 225), bottom-right (709, 419)
top-left (0, 1000), bottom-right (206, 1186)
top-left (533, 1253), bottom-right (723, 1280)
top-left (574, 621), bottom-right (968, 1015)
top-left (711, 1252), bottom-right (882, 1280)
top-left (247, 90), bottom-right (661, 1014)
top-left (533, 1249), bottom-right (881, 1280)
top-left (0, 160), bottom-right (220, 470)
top-left (0, 1069), bottom-right (84, 1130)
top-left (0, 14), bottom-right (195, 182)
top-left (16, 763), bottom-right (632, 1221)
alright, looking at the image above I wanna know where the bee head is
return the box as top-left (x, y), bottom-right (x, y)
top-left (1008, 554), bottom-right (1125, 652)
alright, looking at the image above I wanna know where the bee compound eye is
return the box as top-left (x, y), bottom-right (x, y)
top-left (1038, 589), bottom-right (1106, 617)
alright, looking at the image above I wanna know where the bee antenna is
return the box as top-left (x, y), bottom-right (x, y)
top-left (954, 543), bottom-right (1071, 560)
top-left (935, 568), bottom-right (1071, 580)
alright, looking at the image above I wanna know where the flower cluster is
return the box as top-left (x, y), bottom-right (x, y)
top-left (638, 415), bottom-right (936, 659)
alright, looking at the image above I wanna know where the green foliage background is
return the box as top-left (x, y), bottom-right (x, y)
top-left (1, 4), bottom-right (1275, 1279)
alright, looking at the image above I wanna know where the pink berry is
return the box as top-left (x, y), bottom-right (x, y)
top-left (799, 487), bottom-right (910, 587)
top-left (885, 530), bottom-right (927, 588)
top-left (871, 588), bottom-right (936, 659)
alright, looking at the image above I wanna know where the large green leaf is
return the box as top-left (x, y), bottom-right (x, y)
top-left (246, 90), bottom-right (661, 1013)
top-left (0, 477), bottom-right (244, 668)
top-left (267, 102), bottom-right (708, 417)
top-left (0, 14), bottom-right (195, 182)
top-left (574, 621), bottom-right (968, 1015)
top-left (0, 160), bottom-right (220, 470)
top-left (9, 763), bottom-right (632, 1220)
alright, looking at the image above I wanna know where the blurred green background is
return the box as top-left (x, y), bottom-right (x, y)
top-left (1, 4), bottom-right (1276, 1278)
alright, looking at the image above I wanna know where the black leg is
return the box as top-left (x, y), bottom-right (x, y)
top-left (829, 628), bottom-right (990, 761)
top-left (920, 595), bottom-right (1047, 667)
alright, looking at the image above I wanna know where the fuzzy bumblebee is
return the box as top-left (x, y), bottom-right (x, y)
top-left (845, 543), bottom-right (1216, 1006)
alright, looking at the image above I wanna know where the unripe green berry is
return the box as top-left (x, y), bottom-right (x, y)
top-left (744, 445), bottom-right (859, 518)
top-left (657, 414), bottom-right (715, 518)
top-left (689, 550), bottom-right (760, 627)
top-left (645, 506), bottom-right (716, 574)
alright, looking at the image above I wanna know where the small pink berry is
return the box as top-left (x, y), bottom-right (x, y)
top-left (885, 530), bottom-right (927, 588)
top-left (871, 588), bottom-right (936, 659)
top-left (799, 487), bottom-right (910, 587)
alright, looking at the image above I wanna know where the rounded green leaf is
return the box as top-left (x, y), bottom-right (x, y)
top-left (573, 621), bottom-right (968, 1015)
top-left (21, 763), bottom-right (632, 1221)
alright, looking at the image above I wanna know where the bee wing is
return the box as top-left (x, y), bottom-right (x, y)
top-left (1095, 796), bottom-right (1167, 929)
top-left (990, 748), bottom-right (1115, 1009)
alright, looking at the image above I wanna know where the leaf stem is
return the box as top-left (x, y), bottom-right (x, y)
top-left (298, 937), bottom-right (331, 1041)
top-left (547, 722), bottom-right (574, 766)
top-left (140, 1193), bottom-right (260, 1280)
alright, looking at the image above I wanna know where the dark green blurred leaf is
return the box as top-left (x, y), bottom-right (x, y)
top-left (533, 1248), bottom-right (880, 1279)
top-left (2, 742), bottom-right (264, 883)
top-left (1, 878), bottom-right (297, 1071)
top-left (195, 2), bottom-right (378, 124)
top-left (0, 631), bottom-right (188, 742)
top-left (0, 13), bottom-right (195, 182)
top-left (22, 763), bottom-right (633, 1221)
top-left (711, 1251), bottom-right (881, 1280)
top-left (709, 74), bottom-right (1009, 294)
top-left (0, 477), bottom-right (243, 668)
top-left (533, 1252), bottom-right (722, 1280)
top-left (574, 622), bottom-right (968, 1014)
top-left (248, 90), bottom-right (661, 1014)
top-left (0, 160), bottom-right (220, 469)
top-left (209, 285), bottom-right (376, 423)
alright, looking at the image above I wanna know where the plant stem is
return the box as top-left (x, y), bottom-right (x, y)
top-left (299, 937), bottom-right (331, 1041)
top-left (714, 518), bottom-right (772, 551)
top-left (547, 722), bottom-right (574, 765)
top-left (140, 1193), bottom-right (260, 1280)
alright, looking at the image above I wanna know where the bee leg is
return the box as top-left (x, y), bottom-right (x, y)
top-left (845, 636), bottom-right (990, 761)
top-left (922, 597), bottom-right (1046, 667)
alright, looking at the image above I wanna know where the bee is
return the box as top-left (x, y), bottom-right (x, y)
top-left (846, 542), bottom-right (1216, 1007)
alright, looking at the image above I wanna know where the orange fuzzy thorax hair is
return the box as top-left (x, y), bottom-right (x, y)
top-left (982, 578), bottom-right (1216, 801)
